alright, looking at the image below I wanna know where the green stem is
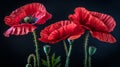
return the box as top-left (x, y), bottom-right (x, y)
top-left (63, 41), bottom-right (68, 56)
top-left (27, 54), bottom-right (36, 67)
top-left (46, 53), bottom-right (50, 67)
top-left (84, 31), bottom-right (89, 67)
top-left (33, 31), bottom-right (40, 67)
top-left (88, 55), bottom-right (91, 67)
top-left (65, 41), bottom-right (72, 67)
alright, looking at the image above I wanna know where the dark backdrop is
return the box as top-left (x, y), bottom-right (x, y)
top-left (0, 0), bottom-right (120, 67)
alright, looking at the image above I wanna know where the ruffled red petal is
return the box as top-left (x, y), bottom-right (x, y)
top-left (4, 9), bottom-right (26, 26)
top-left (4, 3), bottom-right (52, 26)
top-left (39, 20), bottom-right (84, 44)
top-left (69, 7), bottom-right (116, 43)
top-left (69, 25), bottom-right (85, 40)
top-left (4, 23), bottom-right (36, 37)
top-left (90, 11), bottom-right (116, 32)
top-left (35, 12), bottom-right (52, 25)
top-left (69, 7), bottom-right (109, 32)
top-left (20, 3), bottom-right (52, 24)
top-left (69, 7), bottom-right (116, 33)
top-left (90, 31), bottom-right (116, 43)
top-left (20, 3), bottom-right (46, 16)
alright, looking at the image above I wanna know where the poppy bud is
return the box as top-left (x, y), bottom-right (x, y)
top-left (88, 46), bottom-right (97, 56)
top-left (43, 45), bottom-right (51, 54)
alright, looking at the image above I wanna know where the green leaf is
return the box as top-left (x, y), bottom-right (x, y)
top-left (52, 53), bottom-right (55, 64)
top-left (52, 53), bottom-right (56, 67)
top-left (53, 56), bottom-right (61, 67)
top-left (51, 53), bottom-right (61, 67)
top-left (41, 59), bottom-right (48, 66)
top-left (88, 46), bottom-right (97, 56)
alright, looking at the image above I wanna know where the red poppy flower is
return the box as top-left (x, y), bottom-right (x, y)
top-left (38, 20), bottom-right (84, 44)
top-left (4, 3), bottom-right (52, 37)
top-left (69, 7), bottom-right (116, 43)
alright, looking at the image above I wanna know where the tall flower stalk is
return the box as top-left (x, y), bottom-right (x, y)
top-left (43, 45), bottom-right (51, 67)
top-left (63, 41), bottom-right (68, 56)
top-left (33, 31), bottom-right (40, 67)
top-left (84, 32), bottom-right (97, 67)
top-left (26, 54), bottom-right (36, 67)
top-left (84, 31), bottom-right (89, 67)
top-left (46, 52), bottom-right (50, 67)
top-left (64, 39), bottom-right (73, 67)
top-left (88, 46), bottom-right (97, 67)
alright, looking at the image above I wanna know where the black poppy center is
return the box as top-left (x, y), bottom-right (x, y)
top-left (21, 16), bottom-right (38, 24)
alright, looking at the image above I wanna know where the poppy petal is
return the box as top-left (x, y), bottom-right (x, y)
top-left (4, 9), bottom-right (26, 26)
top-left (16, 26), bottom-right (21, 35)
top-left (69, 25), bottom-right (85, 40)
top-left (69, 7), bottom-right (116, 43)
top-left (21, 3), bottom-right (52, 25)
top-left (4, 23), bottom-right (36, 37)
top-left (21, 3), bottom-right (46, 16)
top-left (20, 26), bottom-right (24, 35)
top-left (90, 31), bottom-right (116, 43)
top-left (11, 27), bottom-right (17, 35)
top-left (69, 7), bottom-right (116, 33)
top-left (4, 3), bottom-right (52, 26)
top-left (39, 20), bottom-right (84, 44)
top-left (90, 11), bottom-right (116, 32)
top-left (48, 21), bottom-right (76, 41)
top-left (35, 12), bottom-right (52, 25)
top-left (69, 7), bottom-right (109, 32)
top-left (4, 27), bottom-right (14, 37)
top-left (86, 15), bottom-right (109, 32)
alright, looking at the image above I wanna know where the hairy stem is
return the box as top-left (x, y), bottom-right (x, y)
top-left (46, 53), bottom-right (50, 67)
top-left (63, 41), bottom-right (68, 56)
top-left (84, 31), bottom-right (89, 67)
top-left (33, 31), bottom-right (40, 67)
top-left (27, 54), bottom-right (36, 67)
top-left (65, 40), bottom-right (72, 67)
top-left (88, 55), bottom-right (91, 67)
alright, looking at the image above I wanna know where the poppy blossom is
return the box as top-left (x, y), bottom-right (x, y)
top-left (69, 7), bottom-right (116, 43)
top-left (4, 3), bottom-right (52, 37)
top-left (38, 20), bottom-right (84, 44)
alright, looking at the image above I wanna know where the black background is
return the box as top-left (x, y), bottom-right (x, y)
top-left (0, 0), bottom-right (120, 67)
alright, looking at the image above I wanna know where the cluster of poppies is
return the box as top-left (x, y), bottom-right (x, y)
top-left (4, 3), bottom-right (116, 44)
